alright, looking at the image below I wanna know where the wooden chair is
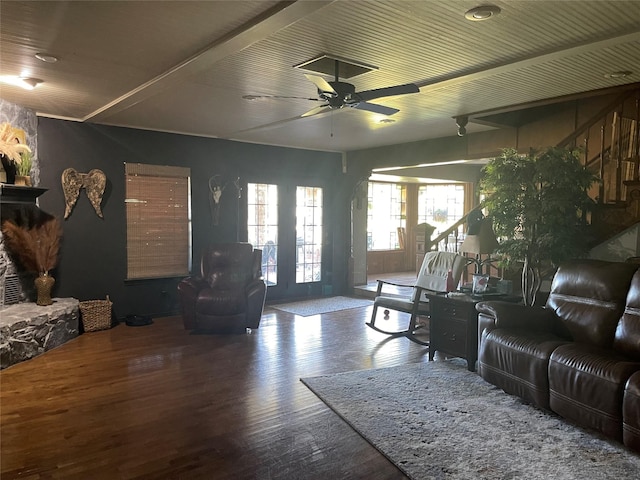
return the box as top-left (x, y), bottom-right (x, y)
top-left (366, 251), bottom-right (467, 346)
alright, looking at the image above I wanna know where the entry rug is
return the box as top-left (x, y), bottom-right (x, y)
top-left (270, 296), bottom-right (372, 316)
top-left (301, 359), bottom-right (640, 480)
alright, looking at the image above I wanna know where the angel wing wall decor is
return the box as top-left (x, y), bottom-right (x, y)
top-left (61, 168), bottom-right (107, 219)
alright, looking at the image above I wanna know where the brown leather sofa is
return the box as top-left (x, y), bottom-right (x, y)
top-left (177, 243), bottom-right (266, 332)
top-left (624, 371), bottom-right (640, 452)
top-left (476, 259), bottom-right (640, 452)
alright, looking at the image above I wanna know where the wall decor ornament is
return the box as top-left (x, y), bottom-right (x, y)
top-left (61, 168), bottom-right (107, 219)
top-left (208, 175), bottom-right (226, 226)
top-left (208, 175), bottom-right (241, 226)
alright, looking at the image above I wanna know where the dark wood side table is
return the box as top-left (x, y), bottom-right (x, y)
top-left (427, 294), bottom-right (480, 371)
top-left (427, 293), bottom-right (521, 371)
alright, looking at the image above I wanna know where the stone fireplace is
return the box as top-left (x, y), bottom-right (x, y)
top-left (0, 184), bottom-right (50, 306)
top-left (0, 184), bottom-right (79, 369)
top-left (0, 299), bottom-right (79, 369)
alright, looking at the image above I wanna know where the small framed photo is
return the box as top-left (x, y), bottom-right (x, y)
top-left (472, 274), bottom-right (490, 294)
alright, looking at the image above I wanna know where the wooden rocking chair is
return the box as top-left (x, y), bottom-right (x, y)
top-left (366, 251), bottom-right (467, 346)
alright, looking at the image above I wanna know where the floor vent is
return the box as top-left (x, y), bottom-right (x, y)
top-left (3, 274), bottom-right (22, 306)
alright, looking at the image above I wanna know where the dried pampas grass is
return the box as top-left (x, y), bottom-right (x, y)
top-left (1, 218), bottom-right (62, 274)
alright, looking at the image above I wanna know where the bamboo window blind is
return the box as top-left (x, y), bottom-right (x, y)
top-left (125, 163), bottom-right (191, 280)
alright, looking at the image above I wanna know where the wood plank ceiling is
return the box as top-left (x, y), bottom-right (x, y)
top-left (1, 0), bottom-right (639, 153)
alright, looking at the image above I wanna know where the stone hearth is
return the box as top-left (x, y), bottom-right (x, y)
top-left (0, 298), bottom-right (79, 369)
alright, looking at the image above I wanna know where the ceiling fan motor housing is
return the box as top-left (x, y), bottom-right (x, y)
top-left (320, 81), bottom-right (358, 107)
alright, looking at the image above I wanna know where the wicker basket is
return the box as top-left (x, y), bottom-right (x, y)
top-left (80, 296), bottom-right (113, 332)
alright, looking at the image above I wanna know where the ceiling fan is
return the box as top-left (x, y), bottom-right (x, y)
top-left (243, 60), bottom-right (420, 118)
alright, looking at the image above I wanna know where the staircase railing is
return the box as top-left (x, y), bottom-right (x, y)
top-left (429, 204), bottom-right (483, 253)
top-left (556, 88), bottom-right (640, 243)
top-left (558, 88), bottom-right (639, 206)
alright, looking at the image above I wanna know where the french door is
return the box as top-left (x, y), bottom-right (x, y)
top-left (247, 183), bottom-right (323, 300)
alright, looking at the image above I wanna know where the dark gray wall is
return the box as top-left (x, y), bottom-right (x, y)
top-left (36, 118), bottom-right (344, 318)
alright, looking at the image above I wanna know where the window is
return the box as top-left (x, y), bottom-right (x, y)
top-left (296, 186), bottom-right (322, 283)
top-left (417, 184), bottom-right (465, 236)
top-left (125, 163), bottom-right (191, 280)
top-left (367, 182), bottom-right (406, 250)
top-left (247, 183), bottom-right (278, 286)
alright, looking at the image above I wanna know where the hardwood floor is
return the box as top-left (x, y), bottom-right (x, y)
top-left (1, 302), bottom-right (433, 479)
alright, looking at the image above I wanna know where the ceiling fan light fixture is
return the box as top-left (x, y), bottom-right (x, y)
top-left (465, 5), bottom-right (501, 21)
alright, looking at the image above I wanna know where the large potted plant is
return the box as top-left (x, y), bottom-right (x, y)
top-left (479, 147), bottom-right (598, 305)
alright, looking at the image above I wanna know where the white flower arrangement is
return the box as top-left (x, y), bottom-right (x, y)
top-left (0, 122), bottom-right (31, 164)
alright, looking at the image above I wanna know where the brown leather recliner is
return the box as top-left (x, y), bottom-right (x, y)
top-left (177, 243), bottom-right (266, 332)
top-left (477, 260), bottom-right (640, 452)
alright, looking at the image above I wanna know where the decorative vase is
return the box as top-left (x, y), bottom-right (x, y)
top-left (0, 154), bottom-right (16, 184)
top-left (35, 273), bottom-right (55, 306)
top-left (14, 175), bottom-right (31, 186)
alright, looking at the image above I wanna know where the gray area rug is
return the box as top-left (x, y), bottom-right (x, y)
top-left (301, 359), bottom-right (640, 480)
top-left (270, 296), bottom-right (372, 316)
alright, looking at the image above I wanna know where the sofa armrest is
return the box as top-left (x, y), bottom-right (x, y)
top-left (374, 279), bottom-right (414, 296)
top-left (177, 276), bottom-right (209, 330)
top-left (246, 279), bottom-right (267, 329)
top-left (246, 278), bottom-right (266, 298)
top-left (178, 276), bottom-right (208, 296)
top-left (476, 301), bottom-right (556, 332)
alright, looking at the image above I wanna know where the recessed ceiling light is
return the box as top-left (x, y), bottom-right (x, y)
top-left (379, 118), bottom-right (396, 124)
top-left (0, 76), bottom-right (43, 90)
top-left (604, 71), bottom-right (633, 79)
top-left (35, 52), bottom-right (58, 63)
top-left (465, 5), bottom-right (501, 21)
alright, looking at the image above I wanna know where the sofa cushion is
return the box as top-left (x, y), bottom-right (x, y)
top-left (196, 288), bottom-right (247, 316)
top-left (623, 371), bottom-right (640, 452)
top-left (614, 269), bottom-right (640, 360)
top-left (478, 328), bottom-right (569, 409)
top-left (546, 260), bottom-right (638, 347)
top-left (202, 243), bottom-right (255, 289)
top-left (549, 343), bottom-right (640, 441)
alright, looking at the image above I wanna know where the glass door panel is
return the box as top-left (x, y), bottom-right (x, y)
top-left (296, 186), bottom-right (322, 284)
top-left (247, 183), bottom-right (278, 286)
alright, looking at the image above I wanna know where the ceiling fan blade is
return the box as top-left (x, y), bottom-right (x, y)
top-left (243, 94), bottom-right (320, 101)
top-left (355, 83), bottom-right (419, 102)
top-left (352, 102), bottom-right (399, 116)
top-left (304, 74), bottom-right (336, 94)
top-left (232, 114), bottom-right (310, 136)
top-left (300, 104), bottom-right (332, 118)
top-left (232, 105), bottom-right (335, 137)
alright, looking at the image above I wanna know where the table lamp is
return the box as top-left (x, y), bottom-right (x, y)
top-left (460, 217), bottom-right (499, 274)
